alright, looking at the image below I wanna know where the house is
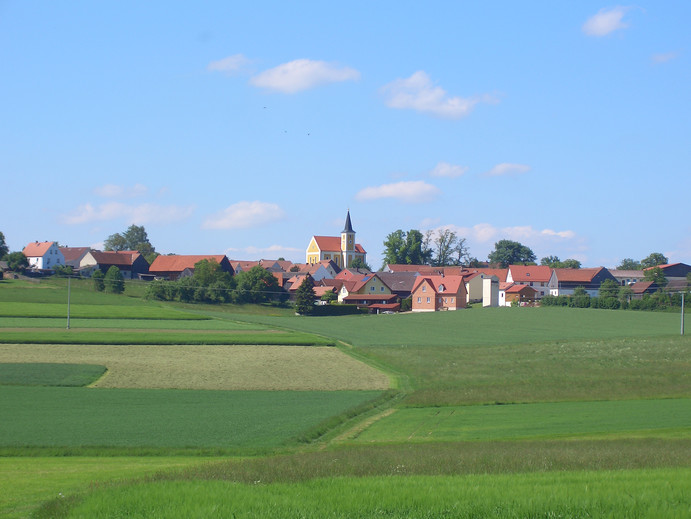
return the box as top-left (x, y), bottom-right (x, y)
top-left (482, 275), bottom-right (500, 307)
top-left (230, 260), bottom-right (261, 273)
top-left (80, 250), bottom-right (150, 279)
top-left (22, 241), bottom-right (65, 270)
top-left (60, 247), bottom-right (92, 269)
top-left (149, 255), bottom-right (233, 280)
top-left (306, 210), bottom-right (367, 269)
top-left (463, 268), bottom-right (508, 282)
top-left (375, 271), bottom-right (418, 300)
top-left (499, 282), bottom-right (537, 306)
top-left (464, 272), bottom-right (502, 304)
top-left (297, 259), bottom-right (340, 281)
top-left (609, 269), bottom-right (646, 286)
top-left (411, 275), bottom-right (467, 312)
top-left (336, 272), bottom-right (393, 303)
top-left (342, 293), bottom-right (400, 313)
top-left (551, 267), bottom-right (617, 297)
top-left (506, 265), bottom-right (555, 299)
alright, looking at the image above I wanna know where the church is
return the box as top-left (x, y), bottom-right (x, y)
top-left (306, 210), bottom-right (367, 269)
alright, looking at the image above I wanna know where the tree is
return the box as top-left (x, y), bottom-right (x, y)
top-left (643, 266), bottom-right (667, 287)
top-left (381, 229), bottom-right (433, 268)
top-left (617, 258), bottom-right (641, 270)
top-left (430, 229), bottom-right (470, 267)
top-left (92, 269), bottom-right (105, 291)
top-left (53, 265), bottom-right (74, 277)
top-left (641, 252), bottom-right (668, 269)
top-left (5, 252), bottom-right (28, 272)
top-left (234, 266), bottom-right (285, 304)
top-left (104, 266), bottom-right (125, 294)
top-left (295, 275), bottom-right (316, 315)
top-left (541, 256), bottom-right (581, 269)
top-left (105, 224), bottom-right (155, 257)
top-left (487, 240), bottom-right (536, 267)
top-left (350, 257), bottom-right (372, 271)
top-left (0, 231), bottom-right (8, 259)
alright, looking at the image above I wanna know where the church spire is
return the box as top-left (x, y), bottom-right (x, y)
top-left (342, 209), bottom-right (355, 233)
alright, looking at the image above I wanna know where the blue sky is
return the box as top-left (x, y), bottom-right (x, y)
top-left (2, 1), bottom-right (689, 268)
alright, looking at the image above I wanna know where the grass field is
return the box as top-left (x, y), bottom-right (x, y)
top-left (41, 469), bottom-right (691, 519)
top-left (0, 279), bottom-right (689, 517)
top-left (352, 398), bottom-right (691, 442)
top-left (0, 344), bottom-right (390, 390)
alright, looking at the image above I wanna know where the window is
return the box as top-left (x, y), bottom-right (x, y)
top-left (417, 297), bottom-right (421, 303)
top-left (426, 297), bottom-right (430, 303)
top-left (422, 285), bottom-right (426, 292)
top-left (370, 286), bottom-right (375, 291)
top-left (381, 286), bottom-right (385, 292)
top-left (451, 298), bottom-right (455, 303)
top-left (444, 298), bottom-right (447, 304)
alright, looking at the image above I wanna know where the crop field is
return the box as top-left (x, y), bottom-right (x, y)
top-left (352, 398), bottom-right (691, 442)
top-left (0, 278), bottom-right (689, 518)
top-left (0, 344), bottom-right (390, 390)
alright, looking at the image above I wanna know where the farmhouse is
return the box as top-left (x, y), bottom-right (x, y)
top-left (506, 265), bottom-right (555, 299)
top-left (306, 210), bottom-right (366, 269)
top-left (22, 241), bottom-right (65, 271)
top-left (149, 255), bottom-right (233, 280)
top-left (644, 263), bottom-right (691, 281)
top-left (81, 250), bottom-right (150, 279)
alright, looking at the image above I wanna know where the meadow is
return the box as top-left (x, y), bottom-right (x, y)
top-left (0, 278), bottom-right (689, 517)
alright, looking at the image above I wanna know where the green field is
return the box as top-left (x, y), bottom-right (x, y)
top-left (0, 363), bottom-right (106, 386)
top-left (42, 469), bottom-right (691, 519)
top-left (353, 398), bottom-right (691, 442)
top-left (0, 386), bottom-right (382, 449)
top-left (0, 279), bottom-right (689, 518)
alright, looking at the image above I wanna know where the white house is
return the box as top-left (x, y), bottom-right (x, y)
top-left (22, 241), bottom-right (65, 270)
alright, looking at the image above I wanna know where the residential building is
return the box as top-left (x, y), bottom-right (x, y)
top-left (506, 265), bottom-right (555, 298)
top-left (60, 247), bottom-right (92, 269)
top-left (81, 250), bottom-right (150, 279)
top-left (306, 210), bottom-right (366, 269)
top-left (609, 269), bottom-right (646, 286)
top-left (411, 275), bottom-right (467, 312)
top-left (22, 241), bottom-right (65, 270)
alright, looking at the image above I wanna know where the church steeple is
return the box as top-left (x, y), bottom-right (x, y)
top-left (342, 210), bottom-right (354, 233)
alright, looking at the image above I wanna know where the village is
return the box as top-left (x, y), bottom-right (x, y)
top-left (4, 210), bottom-right (689, 314)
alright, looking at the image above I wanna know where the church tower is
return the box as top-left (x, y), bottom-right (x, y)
top-left (341, 210), bottom-right (355, 267)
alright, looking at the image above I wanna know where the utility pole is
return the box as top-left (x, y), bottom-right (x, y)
top-left (681, 292), bottom-right (685, 336)
top-left (67, 276), bottom-right (71, 330)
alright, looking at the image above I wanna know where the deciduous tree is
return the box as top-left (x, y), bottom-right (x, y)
top-left (488, 240), bottom-right (536, 267)
top-left (616, 258), bottom-right (641, 270)
top-left (0, 231), bottom-right (8, 259)
top-left (643, 266), bottom-right (667, 287)
top-left (105, 224), bottom-right (155, 257)
top-left (641, 252), bottom-right (668, 269)
top-left (5, 251), bottom-right (28, 272)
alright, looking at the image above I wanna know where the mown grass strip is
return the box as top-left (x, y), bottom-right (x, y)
top-left (0, 363), bottom-right (106, 387)
top-left (352, 398), bottom-right (691, 443)
top-left (41, 469), bottom-right (691, 519)
top-left (0, 330), bottom-right (333, 345)
top-left (0, 386), bottom-right (382, 449)
top-left (0, 302), bottom-right (206, 320)
top-left (0, 317), bottom-right (265, 330)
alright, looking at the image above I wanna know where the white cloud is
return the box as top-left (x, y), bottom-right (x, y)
top-left (355, 180), bottom-right (440, 203)
top-left (485, 163), bottom-right (531, 176)
top-left (582, 7), bottom-right (631, 37)
top-left (249, 59), bottom-right (360, 93)
top-left (207, 54), bottom-right (250, 74)
top-left (381, 71), bottom-right (497, 119)
top-left (202, 201), bottom-right (285, 230)
top-left (430, 162), bottom-right (469, 178)
top-left (436, 223), bottom-right (576, 244)
top-left (93, 183), bottom-right (148, 198)
top-left (62, 202), bottom-right (194, 225)
top-left (651, 51), bottom-right (679, 64)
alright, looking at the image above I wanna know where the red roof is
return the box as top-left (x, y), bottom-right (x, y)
top-left (553, 267), bottom-right (605, 283)
top-left (506, 283), bottom-right (537, 295)
top-left (89, 250), bottom-right (142, 267)
top-left (412, 275), bottom-right (466, 295)
top-left (312, 236), bottom-right (366, 254)
top-left (508, 265), bottom-right (552, 283)
top-left (464, 268), bottom-right (508, 282)
top-left (60, 247), bottom-right (91, 262)
top-left (150, 255), bottom-right (228, 273)
top-left (22, 241), bottom-right (55, 257)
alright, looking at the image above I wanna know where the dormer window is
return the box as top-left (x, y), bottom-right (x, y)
top-left (439, 284), bottom-right (445, 292)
